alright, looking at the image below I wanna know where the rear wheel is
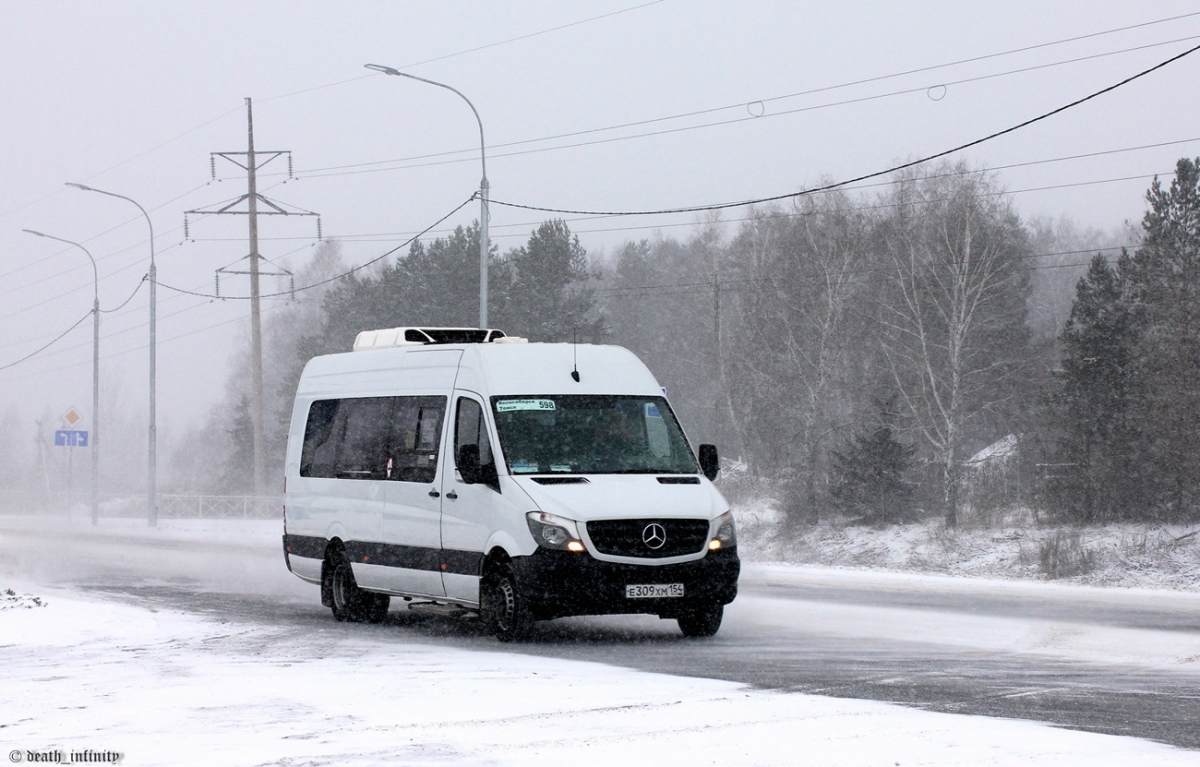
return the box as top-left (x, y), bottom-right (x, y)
top-left (481, 564), bottom-right (533, 642)
top-left (677, 602), bottom-right (723, 638)
top-left (326, 552), bottom-right (389, 624)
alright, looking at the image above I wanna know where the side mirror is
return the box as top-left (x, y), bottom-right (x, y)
top-left (698, 444), bottom-right (719, 481)
top-left (457, 444), bottom-right (501, 491)
top-left (457, 444), bottom-right (481, 485)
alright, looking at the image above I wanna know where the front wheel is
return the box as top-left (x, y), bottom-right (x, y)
top-left (326, 552), bottom-right (389, 624)
top-left (481, 564), bottom-right (533, 642)
top-left (677, 602), bottom-right (723, 638)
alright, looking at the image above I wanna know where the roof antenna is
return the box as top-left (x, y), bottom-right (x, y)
top-left (571, 327), bottom-right (581, 382)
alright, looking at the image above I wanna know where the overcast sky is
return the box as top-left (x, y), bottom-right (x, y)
top-left (3, 1), bottom-right (1200, 451)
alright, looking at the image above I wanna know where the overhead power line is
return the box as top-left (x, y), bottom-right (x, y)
top-left (8, 17), bottom-right (1199, 373)
top-left (394, 0), bottom-right (665, 70)
top-left (0, 311), bottom-right (92, 372)
top-left (213, 139), bottom-right (1200, 246)
top-left (286, 23), bottom-right (1200, 182)
top-left (7, 145), bottom-right (1170, 359)
top-left (4, 237), bottom-right (1129, 380)
top-left (486, 40), bottom-right (1200, 218)
top-left (258, 1), bottom-right (665, 105)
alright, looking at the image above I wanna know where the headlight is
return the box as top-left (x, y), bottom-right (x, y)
top-left (708, 510), bottom-right (737, 550)
top-left (526, 511), bottom-right (585, 552)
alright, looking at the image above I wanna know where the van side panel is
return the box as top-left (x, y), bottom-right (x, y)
top-left (284, 349), bottom-right (461, 597)
top-left (365, 350), bottom-right (461, 596)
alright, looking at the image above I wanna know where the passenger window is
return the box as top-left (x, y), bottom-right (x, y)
top-left (454, 398), bottom-right (495, 471)
top-left (299, 397), bottom-right (392, 480)
top-left (387, 396), bottom-right (446, 483)
top-left (300, 399), bottom-right (340, 478)
top-left (334, 398), bottom-right (392, 479)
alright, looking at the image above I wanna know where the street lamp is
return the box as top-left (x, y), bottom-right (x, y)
top-left (23, 229), bottom-right (101, 526)
top-left (66, 183), bottom-right (158, 527)
top-left (365, 63), bottom-right (491, 329)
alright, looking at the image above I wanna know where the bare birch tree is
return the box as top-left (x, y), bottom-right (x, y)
top-left (876, 164), bottom-right (1033, 527)
top-left (726, 188), bottom-right (873, 525)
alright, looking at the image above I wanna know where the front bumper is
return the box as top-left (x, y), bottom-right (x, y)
top-left (510, 547), bottom-right (740, 621)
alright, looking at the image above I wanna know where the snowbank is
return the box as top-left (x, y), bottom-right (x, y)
top-left (3, 581), bottom-right (1197, 767)
top-left (734, 503), bottom-right (1200, 591)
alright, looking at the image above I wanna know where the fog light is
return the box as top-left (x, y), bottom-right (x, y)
top-left (708, 539), bottom-right (722, 550)
top-left (567, 540), bottom-right (586, 553)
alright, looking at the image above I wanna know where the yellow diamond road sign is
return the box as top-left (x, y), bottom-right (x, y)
top-left (64, 407), bottom-right (83, 427)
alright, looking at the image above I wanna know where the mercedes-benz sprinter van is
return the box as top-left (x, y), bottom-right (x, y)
top-left (282, 327), bottom-right (739, 640)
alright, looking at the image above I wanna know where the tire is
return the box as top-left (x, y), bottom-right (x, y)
top-left (481, 564), bottom-right (533, 642)
top-left (677, 602), bottom-right (723, 638)
top-left (326, 552), bottom-right (389, 624)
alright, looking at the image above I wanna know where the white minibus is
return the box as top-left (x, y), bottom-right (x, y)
top-left (282, 327), bottom-right (739, 640)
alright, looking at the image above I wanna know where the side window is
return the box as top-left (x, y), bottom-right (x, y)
top-left (335, 398), bottom-right (393, 479)
top-left (298, 397), bottom-right (392, 480)
top-left (301, 399), bottom-right (341, 478)
top-left (387, 396), bottom-right (446, 483)
top-left (454, 397), bottom-right (495, 470)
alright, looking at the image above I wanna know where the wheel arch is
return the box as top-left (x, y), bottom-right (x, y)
top-left (480, 529), bottom-right (525, 574)
top-left (481, 545), bottom-right (513, 577)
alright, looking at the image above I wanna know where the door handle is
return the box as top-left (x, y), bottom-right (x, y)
top-left (445, 490), bottom-right (458, 500)
top-left (428, 489), bottom-right (440, 498)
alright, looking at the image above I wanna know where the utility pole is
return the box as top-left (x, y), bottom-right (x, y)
top-left (246, 98), bottom-right (265, 499)
top-left (185, 97), bottom-right (319, 497)
top-left (713, 275), bottom-right (723, 448)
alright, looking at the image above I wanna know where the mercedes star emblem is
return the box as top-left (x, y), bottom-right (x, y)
top-left (642, 523), bottom-right (667, 550)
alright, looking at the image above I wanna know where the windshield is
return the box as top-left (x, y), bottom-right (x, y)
top-left (491, 395), bottom-right (699, 475)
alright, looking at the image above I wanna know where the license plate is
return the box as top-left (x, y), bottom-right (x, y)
top-left (626, 583), bottom-right (685, 599)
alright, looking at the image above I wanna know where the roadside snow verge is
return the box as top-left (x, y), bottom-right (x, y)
top-left (1, 582), bottom-right (1196, 767)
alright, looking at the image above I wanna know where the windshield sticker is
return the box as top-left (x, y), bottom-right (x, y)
top-left (511, 460), bottom-right (538, 473)
top-left (645, 403), bottom-right (662, 419)
top-left (550, 464), bottom-right (573, 473)
top-left (496, 399), bottom-right (557, 412)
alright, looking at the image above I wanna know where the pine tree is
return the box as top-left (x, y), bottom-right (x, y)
top-left (1129, 158), bottom-right (1200, 518)
top-left (1050, 253), bottom-right (1150, 521)
top-left (495, 219), bottom-right (604, 342)
top-left (831, 399), bottom-right (917, 524)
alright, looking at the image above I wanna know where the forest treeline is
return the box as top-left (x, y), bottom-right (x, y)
top-left (181, 158), bottom-right (1200, 527)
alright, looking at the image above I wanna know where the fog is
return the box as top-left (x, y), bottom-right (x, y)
top-left (4, 2), bottom-right (1200, 499)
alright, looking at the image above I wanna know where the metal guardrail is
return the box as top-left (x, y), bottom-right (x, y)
top-left (159, 495), bottom-right (282, 519)
top-left (0, 492), bottom-right (281, 519)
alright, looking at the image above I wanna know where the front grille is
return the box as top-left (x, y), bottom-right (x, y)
top-left (586, 518), bottom-right (709, 558)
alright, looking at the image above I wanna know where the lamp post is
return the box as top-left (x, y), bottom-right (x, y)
top-left (23, 229), bottom-right (100, 526)
top-left (365, 63), bottom-right (490, 329)
top-left (66, 183), bottom-right (157, 527)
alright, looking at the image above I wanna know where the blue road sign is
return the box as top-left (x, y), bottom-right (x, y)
top-left (54, 430), bottom-right (89, 447)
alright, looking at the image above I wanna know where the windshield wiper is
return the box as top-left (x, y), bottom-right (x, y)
top-left (601, 468), bottom-right (678, 474)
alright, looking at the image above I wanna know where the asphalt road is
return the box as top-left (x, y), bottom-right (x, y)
top-left (3, 518), bottom-right (1199, 750)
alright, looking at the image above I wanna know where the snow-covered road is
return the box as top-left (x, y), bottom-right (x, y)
top-left (2, 515), bottom-right (1199, 765)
